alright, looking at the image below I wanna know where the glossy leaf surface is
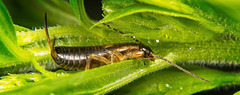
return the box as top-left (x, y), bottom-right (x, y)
top-left (1, 0), bottom-right (240, 94)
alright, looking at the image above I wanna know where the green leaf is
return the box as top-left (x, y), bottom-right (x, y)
top-left (0, 1), bottom-right (15, 42)
top-left (3, 23), bottom-right (240, 94)
top-left (110, 65), bottom-right (240, 95)
top-left (0, 73), bottom-right (44, 92)
top-left (148, 41), bottom-right (240, 63)
top-left (2, 0), bottom-right (79, 28)
top-left (1, 25), bottom-right (134, 75)
top-left (92, 0), bottom-right (238, 43)
top-left (234, 91), bottom-right (240, 95)
top-left (14, 25), bottom-right (31, 32)
top-left (70, 0), bottom-right (93, 29)
top-left (1, 0), bottom-right (240, 94)
top-left (1, 58), bottom-right (173, 95)
top-left (0, 0), bottom-right (30, 63)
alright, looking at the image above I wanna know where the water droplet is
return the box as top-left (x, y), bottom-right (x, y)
top-left (0, 85), bottom-right (6, 89)
top-left (180, 87), bottom-right (183, 90)
top-left (50, 92), bottom-right (55, 95)
top-left (148, 40), bottom-right (151, 43)
top-left (165, 84), bottom-right (170, 87)
top-left (156, 39), bottom-right (159, 43)
top-left (29, 78), bottom-right (36, 80)
top-left (105, 8), bottom-right (113, 12)
top-left (158, 83), bottom-right (170, 93)
top-left (189, 47), bottom-right (193, 50)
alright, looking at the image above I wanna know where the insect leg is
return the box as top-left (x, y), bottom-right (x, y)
top-left (110, 51), bottom-right (115, 64)
top-left (115, 50), bottom-right (145, 65)
top-left (110, 49), bottom-right (129, 61)
top-left (85, 54), bottom-right (111, 70)
top-left (110, 50), bottom-right (124, 63)
top-left (135, 58), bottom-right (145, 65)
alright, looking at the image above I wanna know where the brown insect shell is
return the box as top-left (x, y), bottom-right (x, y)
top-left (107, 45), bottom-right (145, 60)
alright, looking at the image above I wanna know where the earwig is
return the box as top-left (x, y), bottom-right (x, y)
top-left (44, 14), bottom-right (209, 82)
top-left (103, 23), bottom-right (209, 83)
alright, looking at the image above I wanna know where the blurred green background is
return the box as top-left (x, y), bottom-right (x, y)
top-left (2, 0), bottom-right (103, 28)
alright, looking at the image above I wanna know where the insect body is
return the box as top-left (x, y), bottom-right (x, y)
top-left (44, 14), bottom-right (209, 82)
top-left (51, 43), bottom-right (154, 70)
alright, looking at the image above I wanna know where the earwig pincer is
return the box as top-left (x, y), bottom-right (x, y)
top-left (44, 14), bottom-right (209, 82)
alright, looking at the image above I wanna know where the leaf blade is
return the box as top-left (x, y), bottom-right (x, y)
top-left (0, 0), bottom-right (30, 63)
top-left (70, 0), bottom-right (93, 29)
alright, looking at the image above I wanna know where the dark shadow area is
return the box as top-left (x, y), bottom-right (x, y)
top-left (84, 0), bottom-right (103, 20)
top-left (193, 85), bottom-right (240, 95)
top-left (180, 61), bottom-right (240, 73)
top-left (2, 0), bottom-right (103, 28)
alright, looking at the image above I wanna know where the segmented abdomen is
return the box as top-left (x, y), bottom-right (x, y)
top-left (52, 46), bottom-right (106, 70)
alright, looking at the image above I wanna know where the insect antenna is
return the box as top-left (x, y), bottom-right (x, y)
top-left (153, 54), bottom-right (209, 83)
top-left (103, 23), bottom-right (209, 83)
top-left (103, 23), bottom-right (141, 43)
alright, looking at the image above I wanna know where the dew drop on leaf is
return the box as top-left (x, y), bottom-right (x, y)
top-left (157, 83), bottom-right (170, 94)
top-left (105, 8), bottom-right (113, 12)
top-left (165, 84), bottom-right (170, 88)
top-left (180, 87), bottom-right (183, 90)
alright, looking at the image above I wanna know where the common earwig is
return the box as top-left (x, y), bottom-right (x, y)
top-left (44, 14), bottom-right (209, 82)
